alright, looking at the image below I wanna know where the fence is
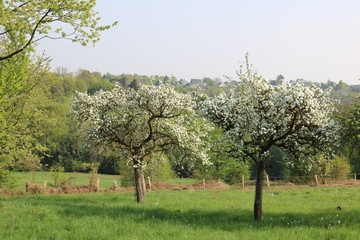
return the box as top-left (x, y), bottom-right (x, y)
top-left (20, 172), bottom-right (360, 194)
top-left (234, 173), bottom-right (359, 189)
top-left (60, 174), bottom-right (135, 189)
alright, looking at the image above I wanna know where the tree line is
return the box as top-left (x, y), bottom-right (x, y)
top-left (1, 65), bottom-right (359, 185)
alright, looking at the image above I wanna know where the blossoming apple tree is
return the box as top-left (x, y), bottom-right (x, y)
top-left (201, 58), bottom-right (338, 220)
top-left (72, 84), bottom-right (210, 203)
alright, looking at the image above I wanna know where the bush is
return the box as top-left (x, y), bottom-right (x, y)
top-left (49, 164), bottom-right (66, 187)
top-left (221, 161), bottom-right (250, 185)
top-left (144, 153), bottom-right (174, 182)
top-left (0, 169), bottom-right (16, 189)
top-left (329, 156), bottom-right (351, 180)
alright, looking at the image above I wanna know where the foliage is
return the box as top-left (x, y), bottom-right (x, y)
top-left (0, 0), bottom-right (116, 187)
top-left (97, 153), bottom-right (122, 175)
top-left (0, 0), bottom-right (116, 137)
top-left (0, 52), bottom-right (29, 146)
top-left (117, 160), bottom-right (136, 187)
top-left (0, 56), bottom-right (54, 185)
top-left (194, 126), bottom-right (251, 184)
top-left (264, 146), bottom-right (288, 179)
top-left (285, 154), bottom-right (330, 183)
top-left (285, 154), bottom-right (351, 183)
top-left (0, 169), bottom-right (13, 188)
top-left (167, 149), bottom-right (195, 178)
top-left (128, 79), bottom-right (139, 91)
top-left (49, 163), bottom-right (65, 187)
top-left (39, 71), bottom-right (115, 173)
top-left (329, 156), bottom-right (352, 180)
top-left (220, 160), bottom-right (250, 185)
top-left (0, 0), bottom-right (117, 61)
top-left (337, 95), bottom-right (360, 173)
top-left (144, 153), bottom-right (174, 182)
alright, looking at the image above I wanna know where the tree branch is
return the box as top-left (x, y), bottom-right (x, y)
top-left (0, 8), bottom-right (52, 61)
top-left (107, 126), bottom-right (131, 148)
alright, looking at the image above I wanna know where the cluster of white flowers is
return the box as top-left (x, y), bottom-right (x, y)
top-left (72, 84), bottom-right (210, 166)
top-left (201, 67), bottom-right (338, 166)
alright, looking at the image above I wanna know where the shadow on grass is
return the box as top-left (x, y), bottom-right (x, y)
top-left (35, 195), bottom-right (360, 231)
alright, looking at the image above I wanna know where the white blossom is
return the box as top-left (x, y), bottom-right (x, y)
top-left (72, 84), bottom-right (210, 167)
top-left (201, 66), bottom-right (338, 167)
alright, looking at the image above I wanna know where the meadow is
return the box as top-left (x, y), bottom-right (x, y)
top-left (1, 185), bottom-right (360, 240)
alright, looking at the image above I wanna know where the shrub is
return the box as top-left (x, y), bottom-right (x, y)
top-left (49, 164), bottom-right (66, 187)
top-left (144, 153), bottom-right (174, 182)
top-left (329, 156), bottom-right (351, 180)
top-left (221, 160), bottom-right (250, 185)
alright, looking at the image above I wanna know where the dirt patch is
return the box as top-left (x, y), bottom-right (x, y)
top-left (62, 185), bottom-right (99, 194)
top-left (0, 188), bottom-right (25, 196)
top-left (193, 180), bottom-right (231, 190)
top-left (321, 179), bottom-right (360, 187)
top-left (0, 188), bottom-right (11, 196)
top-left (25, 182), bottom-right (101, 194)
top-left (106, 186), bottom-right (134, 192)
top-left (262, 179), bottom-right (360, 191)
top-left (148, 181), bottom-right (184, 190)
top-left (147, 180), bottom-right (231, 191)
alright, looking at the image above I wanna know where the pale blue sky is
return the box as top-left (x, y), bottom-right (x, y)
top-left (38, 0), bottom-right (360, 84)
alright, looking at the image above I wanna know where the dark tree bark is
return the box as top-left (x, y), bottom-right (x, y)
top-left (133, 163), bottom-right (146, 203)
top-left (254, 159), bottom-right (265, 221)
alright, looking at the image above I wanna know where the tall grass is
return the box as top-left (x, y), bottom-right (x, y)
top-left (1, 187), bottom-right (360, 239)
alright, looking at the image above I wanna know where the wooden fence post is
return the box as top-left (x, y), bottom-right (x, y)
top-left (355, 173), bottom-right (357, 184)
top-left (315, 174), bottom-right (319, 186)
top-left (266, 174), bottom-right (270, 187)
top-left (113, 180), bottom-right (118, 188)
top-left (25, 182), bottom-right (30, 193)
top-left (148, 177), bottom-right (151, 191)
top-left (43, 181), bottom-right (47, 188)
top-left (242, 175), bottom-right (245, 189)
top-left (96, 178), bottom-right (100, 188)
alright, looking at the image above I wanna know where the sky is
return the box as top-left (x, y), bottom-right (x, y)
top-left (38, 0), bottom-right (360, 85)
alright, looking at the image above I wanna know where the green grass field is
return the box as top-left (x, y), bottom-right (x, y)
top-left (1, 186), bottom-right (360, 240)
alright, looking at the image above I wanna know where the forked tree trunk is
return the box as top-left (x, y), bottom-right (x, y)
top-left (254, 160), bottom-right (265, 221)
top-left (134, 164), bottom-right (146, 203)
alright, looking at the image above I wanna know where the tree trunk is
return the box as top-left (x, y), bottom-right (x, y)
top-left (254, 160), bottom-right (265, 221)
top-left (133, 164), bottom-right (146, 203)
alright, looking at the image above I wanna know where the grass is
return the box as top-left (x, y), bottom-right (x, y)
top-left (1, 186), bottom-right (360, 239)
